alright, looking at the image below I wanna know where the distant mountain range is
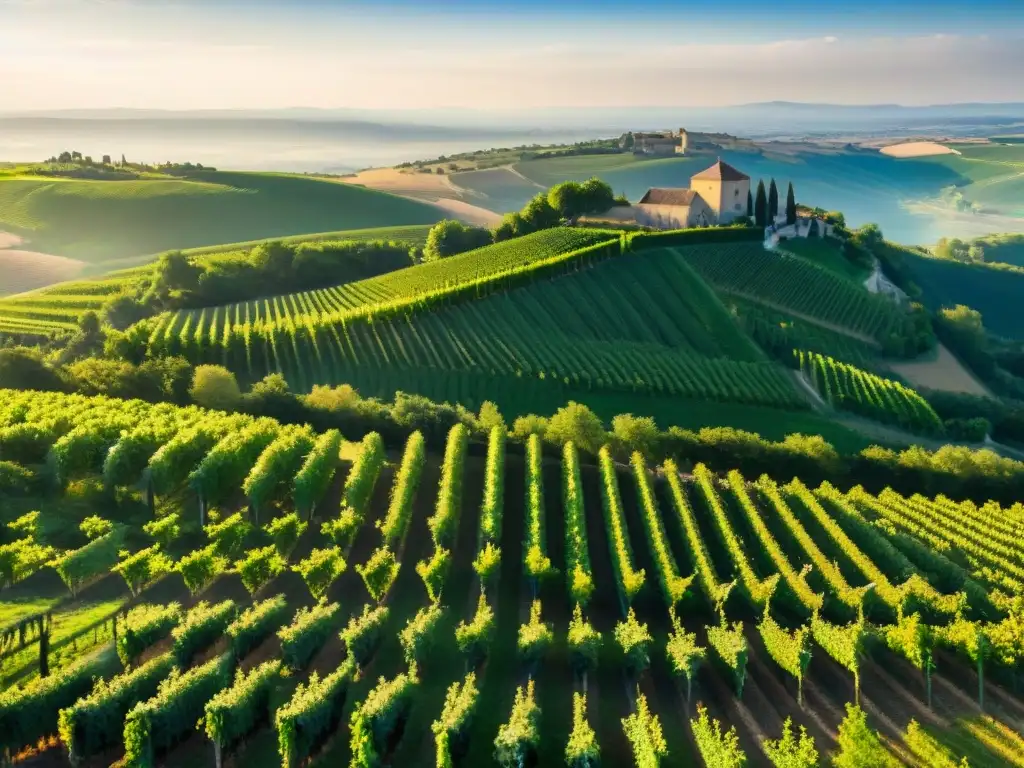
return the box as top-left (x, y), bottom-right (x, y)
top-left (3, 102), bottom-right (1022, 139)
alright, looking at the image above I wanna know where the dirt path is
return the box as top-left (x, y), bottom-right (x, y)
top-left (792, 370), bottom-right (829, 410)
top-left (428, 197), bottom-right (503, 227)
top-left (887, 342), bottom-right (992, 397)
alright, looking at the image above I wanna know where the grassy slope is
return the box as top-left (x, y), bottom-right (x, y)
top-left (778, 237), bottom-right (870, 283)
top-left (0, 224), bottom-right (437, 332)
top-left (900, 248), bottom-right (1024, 339)
top-left (87, 224), bottom-right (436, 274)
top-left (0, 171), bottom-right (443, 263)
top-left (972, 233), bottom-right (1024, 266)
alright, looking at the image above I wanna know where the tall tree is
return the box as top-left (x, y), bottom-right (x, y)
top-left (785, 182), bottom-right (797, 225)
top-left (747, 190), bottom-right (753, 218)
top-left (754, 180), bottom-right (768, 228)
top-left (768, 179), bottom-right (779, 223)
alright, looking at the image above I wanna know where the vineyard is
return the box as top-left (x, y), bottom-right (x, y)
top-left (731, 298), bottom-right (881, 370)
top-left (128, 242), bottom-right (805, 410)
top-left (0, 225), bottom-right (438, 338)
top-left (796, 350), bottom-right (945, 435)
top-left (678, 242), bottom-right (910, 343)
top-left (2, 389), bottom-right (1024, 767)
top-left (147, 228), bottom-right (619, 340)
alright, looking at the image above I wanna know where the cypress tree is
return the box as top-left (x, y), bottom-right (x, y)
top-left (747, 189), bottom-right (753, 217)
top-left (768, 178), bottom-right (779, 223)
top-left (754, 180), bottom-right (767, 227)
top-left (785, 182), bottom-right (797, 225)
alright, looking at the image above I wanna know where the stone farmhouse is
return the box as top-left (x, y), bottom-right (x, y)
top-left (584, 159), bottom-right (752, 229)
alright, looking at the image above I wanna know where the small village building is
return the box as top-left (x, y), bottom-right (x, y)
top-left (579, 159), bottom-right (751, 230)
top-left (632, 131), bottom-right (679, 155)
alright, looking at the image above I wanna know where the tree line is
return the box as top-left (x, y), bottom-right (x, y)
top-left (5, 347), bottom-right (1024, 509)
top-left (418, 177), bottom-right (622, 261)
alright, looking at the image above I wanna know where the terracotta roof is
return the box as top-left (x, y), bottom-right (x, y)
top-left (691, 160), bottom-right (749, 182)
top-left (638, 188), bottom-right (698, 206)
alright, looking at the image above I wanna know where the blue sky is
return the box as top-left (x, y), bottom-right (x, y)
top-left (1, 0), bottom-right (1022, 110)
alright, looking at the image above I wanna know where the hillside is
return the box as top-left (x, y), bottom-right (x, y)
top-left (101, 226), bottom-right (957, 449)
top-left (133, 232), bottom-right (807, 412)
top-left (0, 224), bottom-right (436, 335)
top-left (0, 171), bottom-right (443, 263)
top-left (2, 390), bottom-right (1024, 767)
top-left (443, 147), bottom-right (1024, 245)
top-left (896, 247), bottom-right (1024, 340)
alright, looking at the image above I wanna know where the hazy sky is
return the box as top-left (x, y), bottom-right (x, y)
top-left (2, 0), bottom-right (1023, 111)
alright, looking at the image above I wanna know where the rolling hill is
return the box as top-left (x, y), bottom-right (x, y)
top-left (895, 247), bottom-right (1024, 340)
top-left (0, 224), bottom-right (436, 335)
top-left (0, 171), bottom-right (444, 263)
top-left (112, 226), bottom-right (941, 448)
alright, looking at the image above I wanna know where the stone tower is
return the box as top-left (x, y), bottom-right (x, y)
top-left (678, 128), bottom-right (688, 154)
top-left (689, 159), bottom-right (750, 224)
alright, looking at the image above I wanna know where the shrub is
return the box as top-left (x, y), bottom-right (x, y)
top-left (358, 546), bottom-right (401, 603)
top-left (292, 428), bottom-right (342, 517)
top-left (176, 544), bottom-right (228, 594)
top-left (763, 717), bottom-right (819, 768)
top-left (265, 512), bottom-right (308, 559)
top-left (123, 653), bottom-right (233, 768)
top-left (237, 545), bottom-right (286, 594)
top-left (80, 515), bottom-right (113, 540)
top-left (614, 608), bottom-right (653, 676)
top-left (113, 545), bottom-right (172, 596)
top-left (348, 672), bottom-right (417, 767)
top-left (399, 603), bottom-right (444, 667)
top-left (279, 600), bottom-right (340, 670)
top-left (226, 594), bottom-right (289, 661)
top-left (205, 512), bottom-right (252, 560)
top-left (293, 547), bottom-right (347, 599)
top-left (493, 680), bottom-right (540, 768)
top-left (275, 657), bottom-right (356, 768)
top-left (833, 704), bottom-right (901, 768)
top-left (117, 603), bottom-right (182, 666)
top-left (691, 704), bottom-right (745, 767)
top-left (172, 599), bottom-right (237, 664)
top-left (455, 593), bottom-right (494, 666)
top-left (189, 365), bottom-right (241, 411)
top-left (54, 529), bottom-right (124, 597)
top-left (517, 599), bottom-right (553, 666)
top-left (203, 660), bottom-right (283, 757)
top-left (59, 653), bottom-right (176, 763)
top-left (0, 650), bottom-right (113, 753)
top-left (142, 513), bottom-right (181, 549)
top-left (341, 604), bottom-right (389, 666)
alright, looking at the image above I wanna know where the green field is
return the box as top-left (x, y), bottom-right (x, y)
top-left (728, 297), bottom-right (882, 370)
top-left (678, 242), bottom-right (909, 342)
top-left (777, 236), bottom-right (870, 283)
top-left (141, 236), bottom-right (808, 411)
top-left (900, 249), bottom-right (1024, 339)
top-left (0, 225), bottom-right (437, 335)
top-left (971, 233), bottom-right (1024, 266)
top-left (2, 390), bottom-right (1023, 767)
top-left (0, 171), bottom-right (443, 263)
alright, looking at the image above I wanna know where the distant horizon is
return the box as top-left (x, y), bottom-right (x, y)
top-left (5, 100), bottom-right (1024, 116)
